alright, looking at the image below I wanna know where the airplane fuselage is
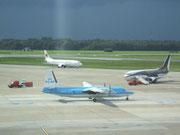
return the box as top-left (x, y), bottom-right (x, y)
top-left (44, 50), bottom-right (82, 68)
top-left (124, 55), bottom-right (171, 84)
top-left (43, 86), bottom-right (134, 98)
top-left (124, 69), bottom-right (169, 81)
top-left (46, 58), bottom-right (82, 67)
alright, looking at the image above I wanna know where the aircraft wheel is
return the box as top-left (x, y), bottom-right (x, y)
top-left (126, 97), bottom-right (129, 100)
top-left (152, 79), bottom-right (157, 83)
top-left (93, 98), bottom-right (97, 102)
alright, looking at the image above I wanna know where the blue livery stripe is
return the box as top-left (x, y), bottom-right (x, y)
top-left (43, 87), bottom-right (134, 95)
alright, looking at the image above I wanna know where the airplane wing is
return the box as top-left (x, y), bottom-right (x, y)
top-left (82, 81), bottom-right (93, 87)
top-left (83, 87), bottom-right (110, 94)
top-left (136, 76), bottom-right (149, 85)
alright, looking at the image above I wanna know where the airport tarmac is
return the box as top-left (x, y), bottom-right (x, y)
top-left (0, 64), bottom-right (180, 135)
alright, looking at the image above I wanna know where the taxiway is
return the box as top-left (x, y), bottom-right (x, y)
top-left (0, 64), bottom-right (180, 135)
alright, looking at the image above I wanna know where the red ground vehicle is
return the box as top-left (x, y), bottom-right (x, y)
top-left (8, 80), bottom-right (33, 88)
top-left (128, 80), bottom-right (143, 86)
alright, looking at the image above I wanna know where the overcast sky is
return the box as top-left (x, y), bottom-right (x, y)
top-left (0, 0), bottom-right (180, 40)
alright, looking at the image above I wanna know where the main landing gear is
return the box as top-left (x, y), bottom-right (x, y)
top-left (88, 97), bottom-right (97, 102)
top-left (126, 96), bottom-right (129, 101)
top-left (93, 98), bottom-right (97, 102)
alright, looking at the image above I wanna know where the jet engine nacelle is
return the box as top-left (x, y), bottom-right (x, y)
top-left (147, 77), bottom-right (157, 83)
top-left (58, 64), bottom-right (66, 68)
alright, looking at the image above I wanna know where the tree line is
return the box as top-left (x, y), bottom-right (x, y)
top-left (0, 37), bottom-right (180, 51)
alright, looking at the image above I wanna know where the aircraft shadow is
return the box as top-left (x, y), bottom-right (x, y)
top-left (58, 98), bottom-right (134, 108)
top-left (154, 80), bottom-right (180, 84)
top-left (98, 99), bottom-right (119, 108)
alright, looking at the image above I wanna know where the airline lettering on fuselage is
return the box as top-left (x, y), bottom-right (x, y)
top-left (45, 78), bottom-right (55, 83)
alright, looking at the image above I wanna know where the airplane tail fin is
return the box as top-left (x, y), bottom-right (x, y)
top-left (44, 70), bottom-right (58, 87)
top-left (44, 50), bottom-right (52, 60)
top-left (159, 55), bottom-right (171, 71)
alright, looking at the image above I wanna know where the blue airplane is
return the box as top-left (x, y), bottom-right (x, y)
top-left (43, 70), bottom-right (134, 102)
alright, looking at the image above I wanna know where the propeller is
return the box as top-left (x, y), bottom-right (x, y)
top-left (108, 85), bottom-right (112, 93)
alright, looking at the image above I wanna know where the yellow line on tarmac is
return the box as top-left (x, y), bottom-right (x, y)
top-left (40, 126), bottom-right (49, 135)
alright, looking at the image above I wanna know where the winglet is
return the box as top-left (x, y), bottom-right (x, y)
top-left (159, 55), bottom-right (171, 71)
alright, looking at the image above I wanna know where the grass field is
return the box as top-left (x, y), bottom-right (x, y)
top-left (0, 50), bottom-right (180, 71)
top-left (1, 50), bottom-right (180, 60)
top-left (0, 50), bottom-right (180, 55)
top-left (0, 57), bottom-right (179, 72)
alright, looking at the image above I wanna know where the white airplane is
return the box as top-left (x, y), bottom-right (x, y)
top-left (124, 55), bottom-right (171, 85)
top-left (44, 50), bottom-right (82, 68)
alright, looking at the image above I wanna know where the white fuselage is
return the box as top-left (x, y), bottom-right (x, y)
top-left (124, 69), bottom-right (167, 82)
top-left (45, 57), bottom-right (82, 68)
top-left (124, 55), bottom-right (170, 83)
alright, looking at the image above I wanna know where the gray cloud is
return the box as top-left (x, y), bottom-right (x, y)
top-left (62, 0), bottom-right (121, 9)
top-left (0, 0), bottom-right (180, 40)
top-left (0, 0), bottom-right (55, 8)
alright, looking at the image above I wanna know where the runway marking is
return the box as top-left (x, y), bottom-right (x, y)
top-left (41, 126), bottom-right (49, 135)
top-left (11, 102), bottom-right (20, 105)
top-left (156, 100), bottom-right (177, 104)
top-left (26, 102), bottom-right (34, 104)
top-left (156, 101), bottom-right (164, 103)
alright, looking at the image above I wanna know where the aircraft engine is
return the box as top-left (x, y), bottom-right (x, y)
top-left (148, 77), bottom-right (157, 83)
top-left (58, 64), bottom-right (66, 68)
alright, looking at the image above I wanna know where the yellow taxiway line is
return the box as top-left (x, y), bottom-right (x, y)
top-left (40, 126), bottom-right (49, 135)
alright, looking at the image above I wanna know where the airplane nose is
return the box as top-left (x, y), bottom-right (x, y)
top-left (124, 74), bottom-right (130, 81)
top-left (79, 62), bottom-right (82, 66)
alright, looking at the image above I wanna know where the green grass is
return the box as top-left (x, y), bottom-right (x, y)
top-left (0, 50), bottom-right (179, 71)
top-left (1, 50), bottom-right (180, 55)
top-left (1, 50), bottom-right (180, 60)
top-left (0, 57), bottom-right (47, 66)
top-left (80, 59), bottom-right (180, 72)
top-left (0, 57), bottom-right (179, 72)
